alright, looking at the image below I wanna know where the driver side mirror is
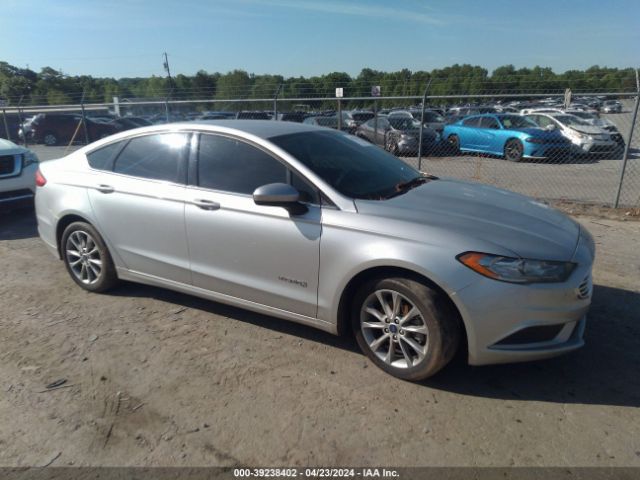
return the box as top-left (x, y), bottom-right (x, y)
top-left (253, 183), bottom-right (307, 215)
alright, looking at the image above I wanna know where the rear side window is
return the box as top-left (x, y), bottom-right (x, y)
top-left (113, 133), bottom-right (189, 183)
top-left (87, 141), bottom-right (125, 171)
top-left (197, 134), bottom-right (286, 194)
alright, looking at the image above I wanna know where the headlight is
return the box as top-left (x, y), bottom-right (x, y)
top-left (457, 252), bottom-right (576, 283)
top-left (23, 151), bottom-right (39, 168)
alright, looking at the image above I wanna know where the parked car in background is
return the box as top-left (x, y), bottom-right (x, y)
top-left (278, 111), bottom-right (308, 123)
top-left (523, 113), bottom-right (622, 157)
top-left (444, 114), bottom-right (572, 162)
top-left (356, 116), bottom-right (439, 156)
top-left (338, 110), bottom-right (375, 133)
top-left (197, 112), bottom-right (236, 120)
top-left (0, 113), bottom-right (25, 142)
top-left (302, 116), bottom-right (350, 132)
top-left (601, 100), bottom-right (622, 113)
top-left (412, 109), bottom-right (446, 133)
top-left (235, 111), bottom-right (271, 120)
top-left (0, 138), bottom-right (39, 208)
top-left (22, 113), bottom-right (120, 146)
top-left (35, 120), bottom-right (595, 381)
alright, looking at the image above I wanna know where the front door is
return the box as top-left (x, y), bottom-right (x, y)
top-left (185, 133), bottom-right (321, 317)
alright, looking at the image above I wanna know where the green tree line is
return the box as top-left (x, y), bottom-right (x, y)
top-left (0, 61), bottom-right (637, 109)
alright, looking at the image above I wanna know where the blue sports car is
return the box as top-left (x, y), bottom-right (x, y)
top-left (443, 114), bottom-right (573, 162)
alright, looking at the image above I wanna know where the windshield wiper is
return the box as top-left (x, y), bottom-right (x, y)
top-left (386, 174), bottom-right (435, 199)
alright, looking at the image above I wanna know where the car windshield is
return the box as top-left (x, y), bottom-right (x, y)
top-left (270, 130), bottom-right (419, 199)
top-left (554, 115), bottom-right (590, 126)
top-left (499, 115), bottom-right (538, 129)
top-left (389, 118), bottom-right (420, 130)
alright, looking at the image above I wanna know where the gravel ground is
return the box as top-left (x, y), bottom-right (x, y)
top-left (0, 206), bottom-right (639, 468)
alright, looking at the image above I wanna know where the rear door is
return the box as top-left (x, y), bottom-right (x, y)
top-left (184, 132), bottom-right (321, 317)
top-left (87, 132), bottom-right (192, 283)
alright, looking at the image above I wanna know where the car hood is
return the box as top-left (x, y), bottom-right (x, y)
top-left (567, 125), bottom-right (607, 135)
top-left (355, 179), bottom-right (580, 261)
top-left (0, 138), bottom-right (28, 155)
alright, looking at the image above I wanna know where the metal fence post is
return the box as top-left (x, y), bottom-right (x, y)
top-left (373, 100), bottom-right (378, 144)
top-left (80, 89), bottom-right (90, 145)
top-left (273, 84), bottom-right (282, 120)
top-left (2, 109), bottom-right (10, 141)
top-left (337, 98), bottom-right (342, 130)
top-left (17, 96), bottom-right (27, 147)
top-left (417, 79), bottom-right (432, 171)
top-left (613, 92), bottom-right (640, 207)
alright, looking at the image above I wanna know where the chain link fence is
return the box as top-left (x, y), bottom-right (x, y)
top-left (2, 87), bottom-right (639, 207)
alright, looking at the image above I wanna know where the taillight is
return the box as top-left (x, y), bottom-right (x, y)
top-left (35, 168), bottom-right (47, 187)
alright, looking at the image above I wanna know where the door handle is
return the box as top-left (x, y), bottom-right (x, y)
top-left (96, 184), bottom-right (114, 194)
top-left (191, 199), bottom-right (220, 210)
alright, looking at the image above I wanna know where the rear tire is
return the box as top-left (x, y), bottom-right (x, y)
top-left (61, 221), bottom-right (118, 293)
top-left (447, 134), bottom-right (460, 154)
top-left (352, 277), bottom-right (460, 381)
top-left (43, 132), bottom-right (58, 146)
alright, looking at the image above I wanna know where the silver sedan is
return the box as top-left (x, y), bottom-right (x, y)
top-left (35, 121), bottom-right (594, 380)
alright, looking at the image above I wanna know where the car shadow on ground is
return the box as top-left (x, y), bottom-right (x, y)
top-left (0, 205), bottom-right (38, 240)
top-left (110, 281), bottom-right (640, 408)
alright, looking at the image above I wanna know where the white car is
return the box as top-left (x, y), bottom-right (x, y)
top-left (523, 113), bottom-right (621, 156)
top-left (0, 139), bottom-right (39, 206)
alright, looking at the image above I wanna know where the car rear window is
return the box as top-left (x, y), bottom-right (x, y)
top-left (87, 140), bottom-right (126, 171)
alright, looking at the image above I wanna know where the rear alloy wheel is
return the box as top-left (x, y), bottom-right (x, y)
top-left (43, 132), bottom-right (58, 146)
top-left (504, 139), bottom-right (524, 162)
top-left (352, 277), bottom-right (460, 381)
top-left (447, 134), bottom-right (460, 154)
top-left (62, 221), bottom-right (118, 292)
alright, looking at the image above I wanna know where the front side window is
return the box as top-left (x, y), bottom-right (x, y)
top-left (479, 117), bottom-right (499, 129)
top-left (462, 117), bottom-right (480, 127)
top-left (197, 134), bottom-right (287, 194)
top-left (113, 133), bottom-right (189, 183)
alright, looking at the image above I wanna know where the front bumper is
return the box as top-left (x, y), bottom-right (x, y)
top-left (454, 229), bottom-right (595, 366)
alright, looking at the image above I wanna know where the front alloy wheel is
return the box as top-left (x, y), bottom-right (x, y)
top-left (361, 289), bottom-right (429, 368)
top-left (353, 277), bottom-right (460, 381)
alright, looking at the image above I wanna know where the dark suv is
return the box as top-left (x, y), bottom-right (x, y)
top-left (25, 113), bottom-right (120, 146)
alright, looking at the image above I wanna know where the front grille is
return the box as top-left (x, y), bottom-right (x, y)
top-left (0, 155), bottom-right (17, 176)
top-left (576, 274), bottom-right (592, 299)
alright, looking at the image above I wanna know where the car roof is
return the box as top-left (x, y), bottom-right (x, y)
top-left (182, 119), bottom-right (320, 138)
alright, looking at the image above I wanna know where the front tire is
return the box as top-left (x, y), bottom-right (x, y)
top-left (352, 277), bottom-right (460, 381)
top-left (61, 222), bottom-right (118, 292)
top-left (504, 139), bottom-right (524, 162)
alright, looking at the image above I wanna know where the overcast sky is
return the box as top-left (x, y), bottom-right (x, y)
top-left (1, 0), bottom-right (638, 78)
